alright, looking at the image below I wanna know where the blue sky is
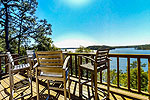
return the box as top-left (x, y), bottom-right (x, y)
top-left (36, 0), bottom-right (150, 48)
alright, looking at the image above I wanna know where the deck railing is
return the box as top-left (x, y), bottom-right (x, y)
top-left (0, 53), bottom-right (150, 99)
top-left (67, 53), bottom-right (150, 99)
top-left (0, 54), bottom-right (18, 76)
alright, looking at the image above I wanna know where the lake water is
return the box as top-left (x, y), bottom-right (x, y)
top-left (110, 48), bottom-right (150, 72)
top-left (110, 48), bottom-right (150, 54)
top-left (63, 48), bottom-right (150, 72)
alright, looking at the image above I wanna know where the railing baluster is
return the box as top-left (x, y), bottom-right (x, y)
top-left (0, 57), bottom-right (1, 70)
top-left (75, 55), bottom-right (77, 77)
top-left (137, 57), bottom-right (141, 93)
top-left (80, 57), bottom-right (83, 78)
top-left (86, 58), bottom-right (88, 79)
top-left (78, 55), bottom-right (82, 97)
top-left (5, 55), bottom-right (8, 74)
top-left (127, 57), bottom-right (130, 90)
top-left (148, 58), bottom-right (150, 100)
top-left (70, 55), bottom-right (73, 75)
top-left (117, 56), bottom-right (119, 87)
top-left (100, 71), bottom-right (102, 84)
top-left (0, 57), bottom-right (1, 77)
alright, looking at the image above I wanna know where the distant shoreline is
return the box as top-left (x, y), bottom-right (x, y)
top-left (61, 44), bottom-right (150, 50)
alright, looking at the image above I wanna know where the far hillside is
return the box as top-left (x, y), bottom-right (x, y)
top-left (87, 44), bottom-right (150, 50)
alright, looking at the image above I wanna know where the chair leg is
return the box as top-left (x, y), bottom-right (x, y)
top-left (91, 73), bottom-right (94, 90)
top-left (29, 68), bottom-right (33, 97)
top-left (9, 64), bottom-right (13, 100)
top-left (47, 80), bottom-right (50, 96)
top-left (68, 73), bottom-right (71, 99)
top-left (94, 72), bottom-right (98, 100)
top-left (9, 73), bottom-right (13, 100)
top-left (78, 66), bottom-right (82, 98)
top-left (107, 62), bottom-right (110, 99)
top-left (64, 80), bottom-right (67, 100)
top-left (36, 68), bottom-right (39, 100)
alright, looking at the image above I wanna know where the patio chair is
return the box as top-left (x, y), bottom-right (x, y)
top-left (6, 52), bottom-right (32, 100)
top-left (35, 51), bottom-right (70, 100)
top-left (78, 49), bottom-right (111, 100)
top-left (26, 50), bottom-right (37, 65)
top-left (26, 50), bottom-right (37, 76)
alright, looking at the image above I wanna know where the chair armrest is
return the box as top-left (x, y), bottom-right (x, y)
top-left (63, 56), bottom-right (70, 70)
top-left (34, 58), bottom-right (37, 61)
top-left (5, 57), bottom-right (30, 69)
top-left (5, 62), bottom-right (11, 67)
top-left (13, 56), bottom-right (28, 61)
top-left (106, 57), bottom-right (112, 61)
top-left (33, 62), bottom-right (38, 68)
top-left (11, 56), bottom-right (29, 63)
top-left (78, 55), bottom-right (95, 62)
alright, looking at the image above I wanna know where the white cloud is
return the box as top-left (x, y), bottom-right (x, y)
top-left (61, 0), bottom-right (92, 8)
top-left (54, 39), bottom-right (98, 48)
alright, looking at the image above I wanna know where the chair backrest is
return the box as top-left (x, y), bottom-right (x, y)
top-left (36, 51), bottom-right (64, 74)
top-left (95, 49), bottom-right (109, 68)
top-left (7, 52), bottom-right (15, 66)
top-left (26, 50), bottom-right (36, 59)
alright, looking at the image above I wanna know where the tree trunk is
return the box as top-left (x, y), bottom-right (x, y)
top-left (18, 18), bottom-right (23, 55)
top-left (4, 4), bottom-right (10, 51)
top-left (18, 37), bottom-right (21, 55)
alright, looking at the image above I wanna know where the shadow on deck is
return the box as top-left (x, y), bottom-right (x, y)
top-left (0, 74), bottom-right (149, 100)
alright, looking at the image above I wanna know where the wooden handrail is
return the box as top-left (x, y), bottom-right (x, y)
top-left (67, 53), bottom-right (150, 98)
top-left (0, 53), bottom-right (150, 99)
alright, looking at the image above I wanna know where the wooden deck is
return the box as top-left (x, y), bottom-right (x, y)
top-left (0, 74), bottom-right (149, 100)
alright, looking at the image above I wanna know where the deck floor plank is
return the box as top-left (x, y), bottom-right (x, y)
top-left (0, 74), bottom-right (149, 100)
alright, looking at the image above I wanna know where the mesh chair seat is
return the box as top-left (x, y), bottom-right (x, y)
top-left (13, 63), bottom-right (30, 70)
top-left (40, 72), bottom-right (63, 77)
top-left (80, 63), bottom-right (94, 71)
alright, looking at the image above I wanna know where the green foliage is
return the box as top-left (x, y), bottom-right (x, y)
top-left (130, 61), bottom-right (146, 68)
top-left (75, 46), bottom-right (93, 53)
top-left (135, 44), bottom-right (150, 50)
top-left (103, 61), bottom-right (148, 91)
top-left (87, 44), bottom-right (150, 50)
top-left (130, 67), bottom-right (148, 91)
top-left (0, 39), bottom-right (5, 53)
top-left (87, 45), bottom-right (113, 50)
top-left (0, 0), bottom-right (53, 54)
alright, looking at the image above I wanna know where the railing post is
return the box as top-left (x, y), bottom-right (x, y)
top-left (148, 58), bottom-right (150, 100)
top-left (13, 55), bottom-right (19, 65)
top-left (137, 57), bottom-right (141, 93)
top-left (117, 56), bottom-right (119, 87)
top-left (127, 57), bottom-right (130, 90)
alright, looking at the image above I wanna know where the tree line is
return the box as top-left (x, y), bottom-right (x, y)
top-left (0, 0), bottom-right (59, 55)
top-left (87, 44), bottom-right (150, 50)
